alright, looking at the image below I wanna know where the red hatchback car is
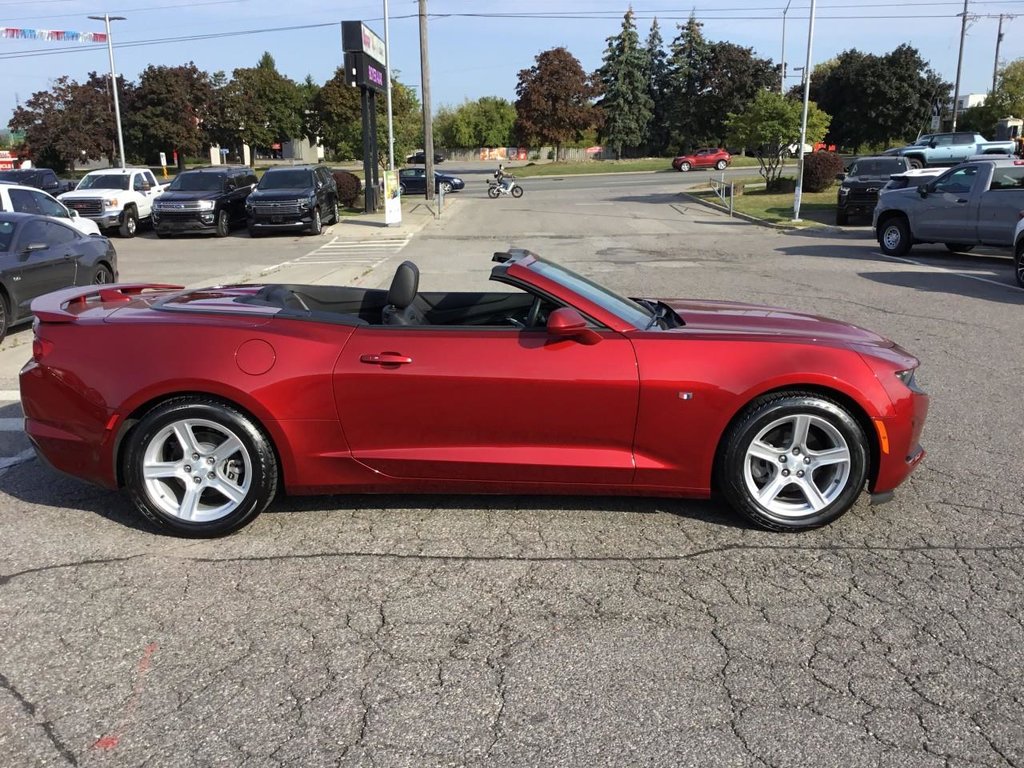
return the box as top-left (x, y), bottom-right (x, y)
top-left (20, 250), bottom-right (927, 537)
top-left (672, 148), bottom-right (731, 172)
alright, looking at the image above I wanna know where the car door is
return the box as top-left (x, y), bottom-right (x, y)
top-left (8, 219), bottom-right (79, 315)
top-left (29, 189), bottom-right (74, 225)
top-left (332, 308), bottom-right (640, 485)
top-left (976, 166), bottom-right (1024, 245)
top-left (927, 134), bottom-right (955, 164)
top-left (399, 169), bottom-right (424, 194)
top-left (913, 164), bottom-right (983, 241)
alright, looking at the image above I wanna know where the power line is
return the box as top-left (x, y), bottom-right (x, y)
top-left (1, 0), bottom-right (249, 24)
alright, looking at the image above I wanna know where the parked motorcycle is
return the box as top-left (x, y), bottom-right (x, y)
top-left (487, 175), bottom-right (524, 198)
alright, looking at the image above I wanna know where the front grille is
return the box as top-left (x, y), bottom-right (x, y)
top-left (64, 198), bottom-right (103, 216)
top-left (156, 211), bottom-right (206, 222)
top-left (251, 201), bottom-right (302, 216)
top-left (155, 201), bottom-right (208, 212)
top-left (848, 189), bottom-right (880, 205)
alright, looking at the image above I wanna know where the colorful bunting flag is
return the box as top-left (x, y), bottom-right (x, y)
top-left (1, 28), bottom-right (108, 43)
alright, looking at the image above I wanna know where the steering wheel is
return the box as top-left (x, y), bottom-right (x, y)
top-left (526, 297), bottom-right (543, 328)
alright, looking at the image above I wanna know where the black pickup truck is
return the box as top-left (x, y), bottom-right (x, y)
top-left (835, 156), bottom-right (912, 225)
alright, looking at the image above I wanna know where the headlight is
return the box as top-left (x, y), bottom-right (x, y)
top-left (104, 198), bottom-right (119, 208)
top-left (895, 367), bottom-right (925, 394)
top-left (299, 197), bottom-right (312, 210)
top-left (197, 200), bottom-right (215, 211)
top-left (838, 187), bottom-right (850, 196)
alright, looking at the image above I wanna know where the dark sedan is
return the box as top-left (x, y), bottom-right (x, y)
top-left (0, 212), bottom-right (117, 340)
top-left (398, 168), bottom-right (465, 195)
top-left (407, 151), bottom-right (445, 165)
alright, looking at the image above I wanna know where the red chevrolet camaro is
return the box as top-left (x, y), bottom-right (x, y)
top-left (20, 250), bottom-right (927, 537)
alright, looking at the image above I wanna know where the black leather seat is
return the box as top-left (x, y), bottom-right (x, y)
top-left (382, 261), bottom-right (425, 325)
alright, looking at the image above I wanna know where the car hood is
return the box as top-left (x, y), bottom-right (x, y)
top-left (157, 190), bottom-right (223, 202)
top-left (844, 175), bottom-right (893, 184)
top-left (249, 188), bottom-right (314, 201)
top-left (661, 299), bottom-right (894, 348)
top-left (60, 188), bottom-right (124, 199)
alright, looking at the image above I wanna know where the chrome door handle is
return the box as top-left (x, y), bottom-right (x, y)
top-left (360, 353), bottom-right (413, 365)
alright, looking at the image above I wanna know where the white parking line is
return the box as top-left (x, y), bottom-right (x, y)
top-left (872, 251), bottom-right (1022, 291)
top-left (0, 390), bottom-right (20, 401)
top-left (0, 418), bottom-right (23, 431)
top-left (0, 448), bottom-right (34, 473)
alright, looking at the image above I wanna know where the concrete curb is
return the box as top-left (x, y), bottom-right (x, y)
top-left (678, 191), bottom-right (843, 234)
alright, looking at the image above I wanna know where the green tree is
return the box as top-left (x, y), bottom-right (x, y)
top-left (514, 47), bottom-right (601, 160)
top-left (698, 43), bottom-right (778, 146)
top-left (124, 63), bottom-right (216, 167)
top-left (808, 45), bottom-right (949, 149)
top-left (644, 18), bottom-right (671, 154)
top-left (726, 90), bottom-right (830, 188)
top-left (224, 53), bottom-right (304, 150)
top-left (594, 8), bottom-right (653, 158)
top-left (433, 97), bottom-right (516, 148)
top-left (9, 73), bottom-right (127, 171)
top-left (663, 13), bottom-right (712, 150)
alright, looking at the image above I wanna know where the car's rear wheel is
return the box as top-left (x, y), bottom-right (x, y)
top-left (119, 207), bottom-right (138, 238)
top-left (215, 210), bottom-right (230, 238)
top-left (715, 159), bottom-right (728, 170)
top-left (511, 185), bottom-right (524, 198)
top-left (944, 242), bottom-right (974, 253)
top-left (1015, 241), bottom-right (1024, 288)
top-left (718, 393), bottom-right (868, 531)
top-left (679, 161), bottom-right (691, 172)
top-left (0, 292), bottom-right (9, 343)
top-left (487, 185), bottom-right (500, 199)
top-left (878, 216), bottom-right (912, 256)
top-left (123, 398), bottom-right (278, 537)
top-left (92, 264), bottom-right (114, 284)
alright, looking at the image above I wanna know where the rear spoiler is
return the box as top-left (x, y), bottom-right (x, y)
top-left (32, 283), bottom-right (183, 323)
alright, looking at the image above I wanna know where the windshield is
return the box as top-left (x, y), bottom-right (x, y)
top-left (850, 159), bottom-right (908, 176)
top-left (0, 170), bottom-right (38, 184)
top-left (77, 174), bottom-right (130, 191)
top-left (258, 170), bottom-right (312, 190)
top-left (168, 172), bottom-right (226, 192)
top-left (526, 258), bottom-right (653, 329)
top-left (913, 135), bottom-right (934, 146)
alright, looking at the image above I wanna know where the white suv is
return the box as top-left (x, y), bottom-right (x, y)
top-left (0, 182), bottom-right (101, 236)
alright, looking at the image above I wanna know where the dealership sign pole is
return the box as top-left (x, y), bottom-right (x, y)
top-left (342, 20), bottom-right (388, 214)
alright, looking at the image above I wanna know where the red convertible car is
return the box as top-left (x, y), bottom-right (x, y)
top-left (20, 250), bottom-right (927, 537)
top-left (672, 148), bottom-right (731, 172)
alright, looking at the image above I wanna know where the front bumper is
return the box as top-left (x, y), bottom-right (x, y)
top-left (153, 213), bottom-right (217, 235)
top-left (871, 390), bottom-right (928, 494)
top-left (247, 213), bottom-right (315, 232)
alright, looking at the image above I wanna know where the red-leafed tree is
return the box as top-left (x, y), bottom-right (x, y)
top-left (514, 47), bottom-right (601, 160)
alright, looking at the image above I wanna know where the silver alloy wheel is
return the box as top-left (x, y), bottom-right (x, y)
top-left (141, 417), bottom-right (252, 522)
top-left (441, 181), bottom-right (452, 193)
top-left (743, 413), bottom-right (852, 518)
top-left (882, 224), bottom-right (902, 251)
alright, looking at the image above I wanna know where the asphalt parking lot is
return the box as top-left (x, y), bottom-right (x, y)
top-left (1, 175), bottom-right (1022, 767)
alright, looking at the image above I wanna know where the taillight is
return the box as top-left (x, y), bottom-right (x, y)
top-left (32, 320), bottom-right (53, 361)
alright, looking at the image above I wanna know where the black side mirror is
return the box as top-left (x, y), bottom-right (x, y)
top-left (917, 184), bottom-right (929, 197)
top-left (836, 173), bottom-right (846, 181)
top-left (929, 140), bottom-right (937, 148)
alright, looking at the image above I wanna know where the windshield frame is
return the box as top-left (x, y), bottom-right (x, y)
top-left (167, 172), bottom-right (228, 192)
top-left (76, 174), bottom-right (130, 191)
top-left (257, 169), bottom-right (314, 190)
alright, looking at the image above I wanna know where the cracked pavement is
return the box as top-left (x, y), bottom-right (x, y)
top-left (1, 181), bottom-right (1022, 767)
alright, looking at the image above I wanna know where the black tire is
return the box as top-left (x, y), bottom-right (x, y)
top-left (907, 157), bottom-right (924, 170)
top-left (153, 228), bottom-right (167, 239)
top-left (715, 159), bottom-right (728, 171)
top-left (944, 243), bottom-right (974, 253)
top-left (92, 264), bottom-right (114, 284)
top-left (679, 161), bottom-right (691, 172)
top-left (511, 185), bottom-right (524, 198)
top-left (0, 292), bottom-right (8, 343)
top-left (248, 226), bottom-right (261, 238)
top-left (878, 216), bottom-right (912, 256)
top-left (440, 181), bottom-right (453, 194)
top-left (215, 210), bottom-right (230, 238)
top-left (399, 183), bottom-right (407, 194)
top-left (119, 207), bottom-right (139, 238)
top-left (717, 392), bottom-right (868, 531)
top-left (307, 207), bottom-right (323, 235)
top-left (487, 185), bottom-right (500, 199)
top-left (1014, 241), bottom-right (1024, 288)
top-left (330, 201), bottom-right (339, 224)
top-left (835, 209), bottom-right (849, 226)
top-left (123, 397), bottom-right (278, 537)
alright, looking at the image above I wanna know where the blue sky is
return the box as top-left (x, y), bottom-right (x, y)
top-left (1, 0), bottom-right (1022, 134)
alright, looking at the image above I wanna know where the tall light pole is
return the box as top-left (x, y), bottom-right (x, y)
top-left (780, 0), bottom-right (794, 93)
top-left (88, 14), bottom-right (127, 169)
top-left (383, 0), bottom-right (395, 171)
top-left (793, 0), bottom-right (817, 222)
top-left (951, 0), bottom-right (969, 131)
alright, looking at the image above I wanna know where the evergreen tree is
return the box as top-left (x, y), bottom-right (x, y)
top-left (594, 8), bottom-right (653, 159)
top-left (664, 14), bottom-right (712, 151)
top-left (644, 18), bottom-right (671, 154)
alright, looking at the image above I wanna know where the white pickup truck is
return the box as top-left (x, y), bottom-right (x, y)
top-left (59, 167), bottom-right (167, 238)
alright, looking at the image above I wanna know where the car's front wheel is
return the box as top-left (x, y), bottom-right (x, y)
top-left (1015, 240), bottom-right (1024, 288)
top-left (718, 392), bottom-right (868, 531)
top-left (679, 161), bottom-right (691, 172)
top-left (440, 181), bottom-right (452, 194)
top-left (92, 264), bottom-right (114, 284)
top-left (123, 398), bottom-right (279, 537)
top-left (878, 216), bottom-right (912, 256)
top-left (119, 207), bottom-right (138, 238)
top-left (215, 210), bottom-right (230, 238)
top-left (308, 207), bottom-right (322, 235)
top-left (715, 160), bottom-right (728, 170)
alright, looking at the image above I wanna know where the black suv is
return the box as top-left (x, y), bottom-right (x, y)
top-left (0, 168), bottom-right (65, 195)
top-left (836, 156), bottom-right (911, 225)
top-left (152, 166), bottom-right (257, 238)
top-left (246, 165), bottom-right (339, 236)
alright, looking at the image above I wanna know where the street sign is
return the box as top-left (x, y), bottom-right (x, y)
top-left (341, 20), bottom-right (386, 65)
top-left (930, 115), bottom-right (941, 131)
top-left (159, 151), bottom-right (167, 167)
top-left (344, 51), bottom-right (386, 94)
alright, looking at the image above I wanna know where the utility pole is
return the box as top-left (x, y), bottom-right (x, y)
top-left (418, 0), bottom-right (435, 201)
top-left (952, 0), bottom-right (969, 131)
top-left (88, 14), bottom-right (127, 169)
top-left (992, 14), bottom-right (1005, 94)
